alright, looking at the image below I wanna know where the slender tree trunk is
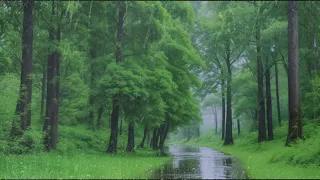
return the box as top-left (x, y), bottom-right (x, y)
top-left (126, 120), bottom-right (135, 152)
top-left (96, 106), bottom-right (103, 130)
top-left (43, 0), bottom-right (60, 150)
top-left (107, 1), bottom-right (125, 153)
top-left (224, 40), bottom-right (233, 145)
top-left (214, 107), bottom-right (218, 135)
top-left (40, 67), bottom-right (46, 118)
top-left (256, 16), bottom-right (267, 143)
top-left (11, 0), bottom-right (34, 136)
top-left (155, 129), bottom-right (161, 148)
top-left (152, 128), bottom-right (158, 150)
top-left (275, 61), bottom-right (281, 126)
top-left (265, 53), bottom-right (274, 140)
top-left (158, 123), bottom-right (169, 156)
top-left (286, 1), bottom-right (302, 145)
top-left (237, 119), bottom-right (240, 135)
top-left (195, 123), bottom-right (200, 137)
top-left (139, 125), bottom-right (148, 148)
top-left (119, 115), bottom-right (123, 135)
top-left (221, 78), bottom-right (226, 140)
top-left (146, 129), bottom-right (150, 145)
top-left (107, 98), bottom-right (120, 153)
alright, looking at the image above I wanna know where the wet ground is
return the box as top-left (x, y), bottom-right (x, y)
top-left (151, 145), bottom-right (248, 179)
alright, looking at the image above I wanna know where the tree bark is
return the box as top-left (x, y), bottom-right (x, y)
top-left (146, 128), bottom-right (150, 145)
top-left (256, 15), bottom-right (267, 143)
top-left (126, 120), bottom-right (135, 152)
top-left (224, 40), bottom-right (233, 145)
top-left (265, 53), bottom-right (274, 140)
top-left (43, 0), bottom-right (61, 150)
top-left (237, 119), bottom-right (240, 135)
top-left (158, 123), bottom-right (169, 156)
top-left (40, 67), bottom-right (46, 118)
top-left (107, 1), bottom-right (125, 153)
top-left (11, 0), bottom-right (34, 136)
top-left (275, 61), bottom-right (281, 126)
top-left (286, 1), bottom-right (302, 145)
top-left (195, 124), bottom-right (200, 137)
top-left (139, 125), bottom-right (148, 148)
top-left (214, 107), bottom-right (218, 135)
top-left (152, 128), bottom-right (158, 150)
top-left (96, 106), bottom-right (103, 130)
top-left (221, 78), bottom-right (226, 140)
top-left (119, 114), bottom-right (123, 135)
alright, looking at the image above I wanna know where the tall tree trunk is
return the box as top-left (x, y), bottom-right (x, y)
top-left (96, 106), bottom-right (103, 130)
top-left (40, 67), bottom-right (46, 118)
top-left (224, 40), bottom-right (233, 145)
top-left (275, 61), bottom-right (281, 126)
top-left (107, 1), bottom-right (125, 153)
top-left (214, 107), bottom-right (218, 135)
top-left (126, 120), bottom-right (135, 152)
top-left (265, 53), bottom-right (274, 140)
top-left (11, 0), bottom-right (34, 136)
top-left (195, 122), bottom-right (200, 137)
top-left (119, 114), bottom-right (123, 135)
top-left (158, 123), bottom-right (169, 156)
top-left (237, 119), bottom-right (240, 135)
top-left (221, 78), bottom-right (226, 140)
top-left (43, 0), bottom-right (60, 150)
top-left (152, 128), bottom-right (158, 150)
top-left (146, 128), bottom-right (150, 146)
top-left (256, 15), bottom-right (267, 143)
top-left (139, 125), bottom-right (148, 148)
top-left (286, 1), bottom-right (302, 145)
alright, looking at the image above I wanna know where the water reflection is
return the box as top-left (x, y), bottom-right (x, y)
top-left (151, 145), bottom-right (247, 179)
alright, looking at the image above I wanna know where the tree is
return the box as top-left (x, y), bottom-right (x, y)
top-left (265, 52), bottom-right (273, 140)
top-left (106, 1), bottom-right (126, 153)
top-left (10, 0), bottom-right (34, 136)
top-left (255, 2), bottom-right (267, 143)
top-left (286, 1), bottom-right (302, 145)
top-left (43, 0), bottom-right (62, 150)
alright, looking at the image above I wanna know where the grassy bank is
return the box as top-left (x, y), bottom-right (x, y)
top-left (0, 149), bottom-right (170, 179)
top-left (0, 125), bottom-right (171, 179)
top-left (170, 122), bottom-right (320, 179)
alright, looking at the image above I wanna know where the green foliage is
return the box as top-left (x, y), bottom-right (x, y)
top-left (304, 76), bottom-right (320, 119)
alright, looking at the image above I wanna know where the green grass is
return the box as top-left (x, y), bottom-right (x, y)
top-left (0, 125), bottom-right (171, 179)
top-left (0, 149), bottom-right (170, 179)
top-left (170, 121), bottom-right (320, 179)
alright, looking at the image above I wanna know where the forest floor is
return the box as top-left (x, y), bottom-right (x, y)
top-left (0, 125), bottom-right (171, 179)
top-left (170, 121), bottom-right (320, 179)
top-left (0, 149), bottom-right (170, 179)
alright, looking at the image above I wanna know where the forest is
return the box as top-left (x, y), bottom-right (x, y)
top-left (0, 0), bottom-right (319, 179)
